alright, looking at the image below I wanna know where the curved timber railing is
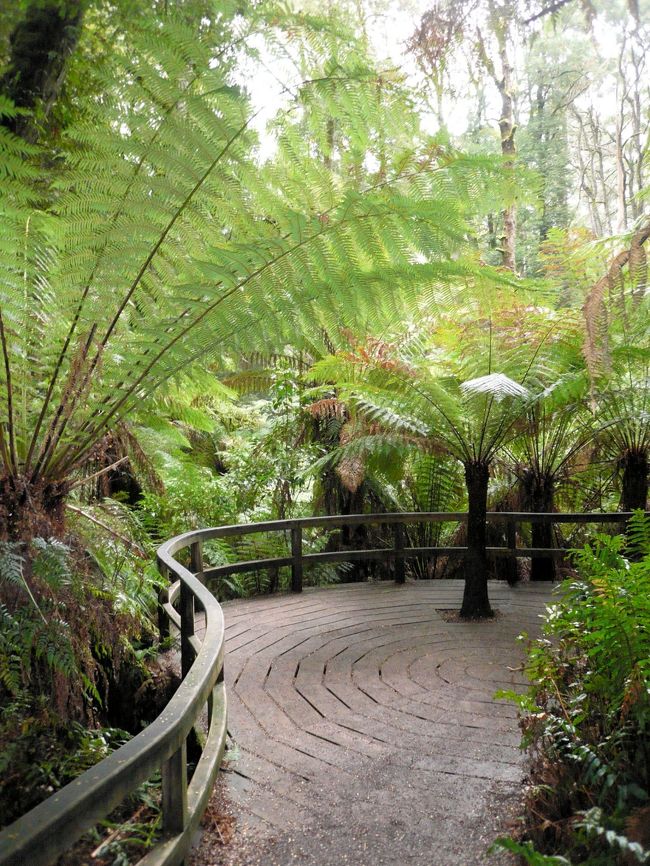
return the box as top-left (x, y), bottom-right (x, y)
top-left (0, 530), bottom-right (227, 866)
top-left (0, 510), bottom-right (646, 866)
top-left (188, 510), bottom-right (649, 591)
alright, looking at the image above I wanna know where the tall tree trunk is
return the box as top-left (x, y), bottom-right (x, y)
top-left (521, 469), bottom-right (556, 581)
top-left (572, 111), bottom-right (603, 237)
top-left (477, 3), bottom-right (517, 272)
top-left (615, 81), bottom-right (628, 231)
top-left (587, 107), bottom-right (614, 235)
top-left (499, 88), bottom-right (517, 272)
top-left (460, 460), bottom-right (493, 618)
top-left (620, 448), bottom-right (648, 512)
top-left (0, 0), bottom-right (84, 142)
top-left (487, 213), bottom-right (498, 251)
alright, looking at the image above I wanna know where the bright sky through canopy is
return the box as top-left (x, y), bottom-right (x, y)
top-left (243, 0), bottom-right (622, 161)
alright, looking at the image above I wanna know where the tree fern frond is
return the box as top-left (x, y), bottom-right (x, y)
top-left (461, 372), bottom-right (530, 401)
top-left (0, 6), bottom-right (526, 530)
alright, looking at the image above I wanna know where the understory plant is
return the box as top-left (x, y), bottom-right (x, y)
top-left (499, 511), bottom-right (650, 864)
top-left (0, 530), bottom-right (169, 827)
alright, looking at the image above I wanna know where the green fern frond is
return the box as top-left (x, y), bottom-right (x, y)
top-left (0, 5), bottom-right (523, 524)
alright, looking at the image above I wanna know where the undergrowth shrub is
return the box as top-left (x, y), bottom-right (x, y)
top-left (498, 511), bottom-right (650, 865)
top-left (0, 537), bottom-right (163, 827)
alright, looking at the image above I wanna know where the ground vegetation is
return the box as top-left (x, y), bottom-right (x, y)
top-left (495, 513), bottom-right (650, 865)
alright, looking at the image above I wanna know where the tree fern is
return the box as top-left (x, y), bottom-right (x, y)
top-left (312, 315), bottom-right (575, 614)
top-left (0, 9), bottom-right (511, 539)
top-left (594, 351), bottom-right (650, 513)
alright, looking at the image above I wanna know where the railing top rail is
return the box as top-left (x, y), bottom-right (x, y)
top-left (164, 510), bottom-right (648, 545)
top-left (0, 537), bottom-right (224, 866)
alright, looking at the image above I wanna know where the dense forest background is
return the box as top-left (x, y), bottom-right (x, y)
top-left (0, 0), bottom-right (648, 863)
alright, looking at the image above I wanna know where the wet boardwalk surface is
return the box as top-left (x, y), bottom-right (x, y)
top-left (190, 580), bottom-right (554, 866)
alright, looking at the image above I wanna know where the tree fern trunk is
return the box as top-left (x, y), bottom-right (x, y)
top-left (621, 448), bottom-right (648, 512)
top-left (0, 475), bottom-right (68, 541)
top-left (0, 0), bottom-right (84, 142)
top-left (460, 460), bottom-right (493, 618)
top-left (522, 469), bottom-right (556, 581)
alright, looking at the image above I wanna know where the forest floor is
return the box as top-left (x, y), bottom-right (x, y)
top-left (188, 579), bottom-right (554, 866)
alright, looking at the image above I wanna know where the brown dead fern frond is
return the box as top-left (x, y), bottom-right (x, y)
top-left (583, 218), bottom-right (650, 378)
top-left (336, 455), bottom-right (365, 493)
top-left (628, 235), bottom-right (648, 302)
top-left (308, 398), bottom-right (347, 421)
top-left (342, 337), bottom-right (414, 376)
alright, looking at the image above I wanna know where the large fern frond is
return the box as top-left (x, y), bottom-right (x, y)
top-left (0, 9), bottom-right (517, 515)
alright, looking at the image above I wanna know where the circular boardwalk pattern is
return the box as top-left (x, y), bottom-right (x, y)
top-left (191, 580), bottom-right (554, 866)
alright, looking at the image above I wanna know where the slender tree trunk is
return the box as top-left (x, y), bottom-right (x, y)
top-left (477, 3), bottom-right (517, 272)
top-left (615, 83), bottom-right (628, 231)
top-left (487, 213), bottom-right (498, 250)
top-left (460, 460), bottom-right (493, 618)
top-left (499, 93), bottom-right (517, 272)
top-left (521, 469), bottom-right (556, 581)
top-left (621, 448), bottom-right (648, 512)
top-left (588, 108), bottom-right (614, 235)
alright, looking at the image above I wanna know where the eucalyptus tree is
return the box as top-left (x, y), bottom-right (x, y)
top-left (538, 0), bottom-right (650, 237)
top-left (313, 313), bottom-right (561, 617)
top-left (410, 0), bottom-right (519, 271)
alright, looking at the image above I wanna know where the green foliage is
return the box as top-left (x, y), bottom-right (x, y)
top-left (0, 0), bottom-right (648, 849)
top-left (312, 309), bottom-right (577, 471)
top-left (135, 371), bottom-right (311, 533)
top-left (351, 451), bottom-right (465, 578)
top-left (490, 837), bottom-right (572, 865)
top-left (0, 7), bottom-right (505, 518)
top-left (0, 698), bottom-right (131, 828)
top-left (576, 808), bottom-right (650, 864)
top-left (0, 532), bottom-right (164, 825)
top-left (0, 539), bottom-right (81, 697)
top-left (88, 773), bottom-right (162, 866)
top-left (134, 368), bottom-right (348, 597)
top-left (502, 512), bottom-right (650, 863)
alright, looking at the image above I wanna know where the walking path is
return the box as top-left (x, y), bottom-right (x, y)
top-left (190, 579), bottom-right (554, 866)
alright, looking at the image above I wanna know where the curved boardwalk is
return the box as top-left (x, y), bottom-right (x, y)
top-left (191, 580), bottom-right (553, 866)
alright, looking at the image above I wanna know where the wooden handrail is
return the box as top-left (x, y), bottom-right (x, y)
top-left (191, 510), bottom-right (648, 593)
top-left (0, 509), bottom-right (645, 865)
top-left (0, 532), bottom-right (227, 866)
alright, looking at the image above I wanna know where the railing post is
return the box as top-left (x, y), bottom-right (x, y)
top-left (180, 580), bottom-right (195, 679)
top-left (291, 525), bottom-right (303, 593)
top-left (208, 665), bottom-right (225, 728)
top-left (162, 739), bottom-right (188, 841)
top-left (158, 565), bottom-right (170, 641)
top-left (190, 540), bottom-right (204, 582)
top-left (394, 522), bottom-right (405, 584)
top-left (505, 518), bottom-right (517, 584)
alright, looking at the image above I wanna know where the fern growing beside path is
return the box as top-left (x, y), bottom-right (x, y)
top-left (500, 512), bottom-right (650, 864)
top-left (311, 313), bottom-right (574, 616)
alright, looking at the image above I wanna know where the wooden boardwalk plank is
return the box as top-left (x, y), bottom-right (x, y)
top-left (192, 580), bottom-right (553, 866)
